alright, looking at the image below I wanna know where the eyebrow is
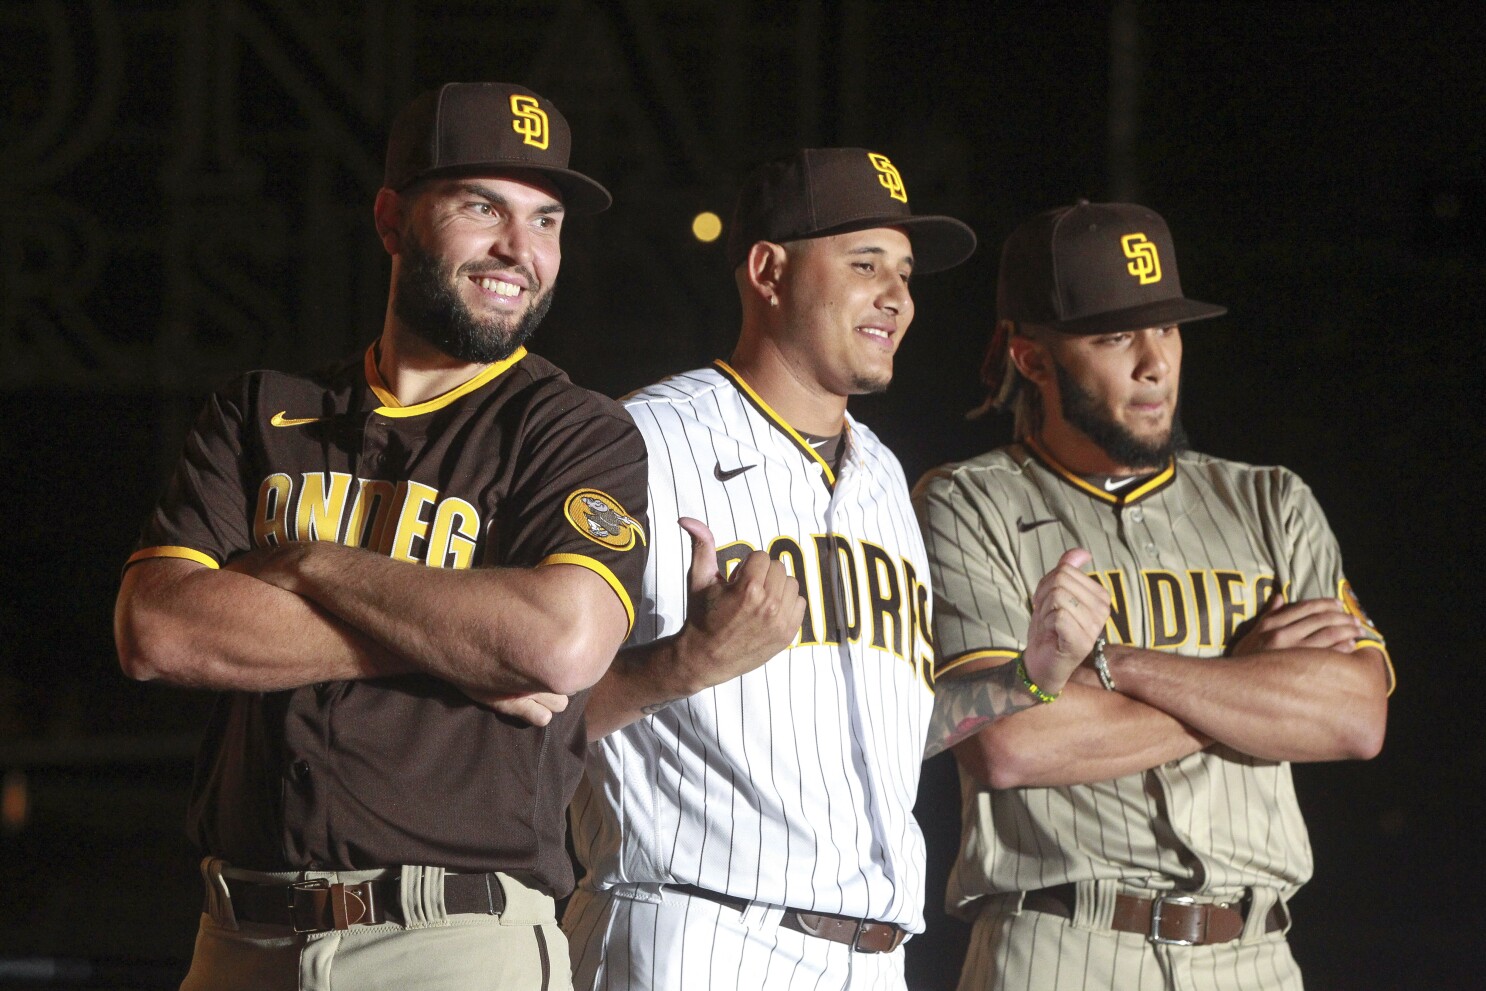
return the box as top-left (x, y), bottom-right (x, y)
top-left (848, 244), bottom-right (915, 269)
top-left (456, 182), bottom-right (565, 216)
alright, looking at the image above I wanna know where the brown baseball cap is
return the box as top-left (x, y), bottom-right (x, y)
top-left (998, 200), bottom-right (1225, 334)
top-left (726, 148), bottom-right (976, 274)
top-left (383, 82), bottom-right (611, 213)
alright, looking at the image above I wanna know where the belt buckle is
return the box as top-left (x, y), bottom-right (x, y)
top-left (1149, 893), bottom-right (1198, 946)
top-left (289, 878), bottom-right (330, 935)
top-left (849, 919), bottom-right (904, 954)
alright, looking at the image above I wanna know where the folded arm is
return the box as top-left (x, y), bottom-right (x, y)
top-left (118, 540), bottom-right (630, 712)
top-left (585, 518), bottom-right (804, 741)
top-left (954, 594), bottom-right (1386, 788)
top-left (115, 556), bottom-right (407, 690)
top-left (234, 540), bottom-right (631, 700)
top-left (952, 668), bottom-right (1211, 788)
top-left (928, 549), bottom-right (1123, 762)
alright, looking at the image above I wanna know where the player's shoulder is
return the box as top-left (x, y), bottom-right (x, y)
top-left (507, 351), bottom-right (635, 423)
top-left (212, 352), bottom-right (362, 415)
top-left (1176, 450), bottom-right (1310, 494)
top-left (621, 365), bottom-right (728, 411)
top-left (912, 444), bottom-right (1030, 504)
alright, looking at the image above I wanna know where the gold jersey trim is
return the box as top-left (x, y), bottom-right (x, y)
top-left (713, 360), bottom-right (837, 490)
top-left (1023, 435), bottom-right (1175, 506)
top-left (125, 545), bottom-right (219, 570)
top-left (539, 552), bottom-right (636, 635)
top-left (937, 647), bottom-right (1020, 678)
top-left (363, 344), bottom-right (528, 416)
top-left (1338, 578), bottom-right (1394, 695)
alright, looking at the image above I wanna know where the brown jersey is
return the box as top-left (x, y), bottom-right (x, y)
top-left (127, 345), bottom-right (648, 894)
top-left (914, 437), bottom-right (1390, 915)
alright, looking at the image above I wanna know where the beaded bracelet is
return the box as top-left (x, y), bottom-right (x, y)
top-left (1015, 653), bottom-right (1059, 704)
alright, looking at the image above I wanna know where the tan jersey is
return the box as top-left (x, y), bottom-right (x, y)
top-left (913, 438), bottom-right (1390, 916)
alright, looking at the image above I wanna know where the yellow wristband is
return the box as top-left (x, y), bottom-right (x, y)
top-left (1016, 653), bottom-right (1059, 704)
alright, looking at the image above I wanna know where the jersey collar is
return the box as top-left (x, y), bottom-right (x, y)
top-left (1023, 434), bottom-right (1175, 506)
top-left (363, 344), bottom-right (527, 417)
top-left (714, 359), bottom-right (839, 491)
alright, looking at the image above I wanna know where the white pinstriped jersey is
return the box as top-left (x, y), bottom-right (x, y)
top-left (914, 438), bottom-right (1391, 917)
top-left (570, 362), bottom-right (937, 931)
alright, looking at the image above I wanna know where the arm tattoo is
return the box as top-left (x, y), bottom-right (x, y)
top-left (923, 660), bottom-right (1037, 760)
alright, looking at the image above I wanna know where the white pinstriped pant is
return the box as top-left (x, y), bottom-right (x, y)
top-left (955, 894), bottom-right (1304, 991)
top-left (563, 885), bottom-right (908, 991)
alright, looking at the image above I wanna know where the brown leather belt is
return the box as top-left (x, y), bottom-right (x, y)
top-left (668, 884), bottom-right (907, 954)
top-left (1021, 883), bottom-right (1283, 946)
top-left (223, 873), bottom-right (507, 934)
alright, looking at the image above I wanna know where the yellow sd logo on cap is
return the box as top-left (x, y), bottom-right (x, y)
top-left (1121, 233), bottom-right (1162, 285)
top-left (510, 95), bottom-right (549, 150)
top-left (868, 153), bottom-right (907, 203)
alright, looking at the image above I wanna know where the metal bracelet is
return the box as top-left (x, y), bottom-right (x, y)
top-left (1090, 633), bottom-right (1117, 691)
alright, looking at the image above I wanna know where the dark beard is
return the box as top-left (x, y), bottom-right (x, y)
top-left (393, 235), bottom-right (553, 364)
top-left (1054, 360), bottom-right (1185, 469)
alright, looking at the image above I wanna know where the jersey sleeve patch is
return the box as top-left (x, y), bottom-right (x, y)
top-left (563, 488), bottom-right (646, 551)
top-left (1337, 579), bottom-right (1379, 636)
top-left (1338, 579), bottom-right (1395, 696)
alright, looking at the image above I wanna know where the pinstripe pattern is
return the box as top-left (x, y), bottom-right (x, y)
top-left (567, 365), bottom-right (933, 989)
top-left (565, 886), bottom-right (905, 991)
top-left (915, 440), bottom-right (1386, 989)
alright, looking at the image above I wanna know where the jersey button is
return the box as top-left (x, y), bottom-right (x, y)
top-left (1130, 508), bottom-right (1145, 523)
top-left (1144, 541), bottom-right (1156, 553)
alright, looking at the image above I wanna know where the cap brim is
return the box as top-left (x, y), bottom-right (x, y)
top-left (797, 214), bottom-right (977, 274)
top-left (402, 163), bottom-right (612, 214)
top-left (1052, 297), bottom-right (1227, 335)
top-left (540, 167), bottom-right (612, 215)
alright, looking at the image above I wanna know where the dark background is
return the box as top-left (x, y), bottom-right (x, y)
top-left (2, 1), bottom-right (1481, 988)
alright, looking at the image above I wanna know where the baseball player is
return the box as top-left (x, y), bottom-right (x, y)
top-left (562, 149), bottom-right (1101, 991)
top-left (113, 83), bottom-right (646, 990)
top-left (914, 200), bottom-right (1394, 991)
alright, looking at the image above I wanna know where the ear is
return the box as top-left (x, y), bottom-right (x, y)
top-left (1007, 326), bottom-right (1054, 387)
top-left (373, 188), bottom-right (404, 256)
top-left (742, 241), bottom-right (788, 307)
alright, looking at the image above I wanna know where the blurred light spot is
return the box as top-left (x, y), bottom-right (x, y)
top-left (2, 769), bottom-right (28, 833)
top-left (692, 212), bottom-right (722, 243)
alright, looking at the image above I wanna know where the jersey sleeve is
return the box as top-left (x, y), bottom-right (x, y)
top-left (913, 468), bottom-right (1032, 679)
top-left (1272, 468), bottom-right (1395, 693)
top-left (496, 399), bottom-right (650, 636)
top-left (618, 398), bottom-right (683, 649)
top-left (125, 382), bottom-right (255, 571)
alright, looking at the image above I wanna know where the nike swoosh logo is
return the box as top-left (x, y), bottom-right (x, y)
top-left (1016, 516), bottom-right (1060, 533)
top-left (270, 411), bottom-right (323, 427)
top-left (714, 462), bottom-right (756, 482)
top-left (1104, 476), bottom-right (1139, 491)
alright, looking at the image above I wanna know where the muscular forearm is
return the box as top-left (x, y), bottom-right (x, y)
top-left (954, 674), bottom-right (1209, 788)
top-left (584, 636), bottom-right (691, 741)
top-left (923, 663), bottom-right (1047, 760)
top-left (1107, 644), bottom-right (1388, 762)
top-left (262, 542), bottom-right (627, 697)
top-left (115, 559), bottom-right (406, 690)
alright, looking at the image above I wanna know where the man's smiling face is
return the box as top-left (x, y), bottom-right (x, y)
top-left (391, 173), bottom-right (564, 363)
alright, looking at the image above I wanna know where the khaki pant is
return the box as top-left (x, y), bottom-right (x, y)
top-left (956, 884), bottom-right (1301, 991)
top-left (182, 859), bottom-right (572, 991)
